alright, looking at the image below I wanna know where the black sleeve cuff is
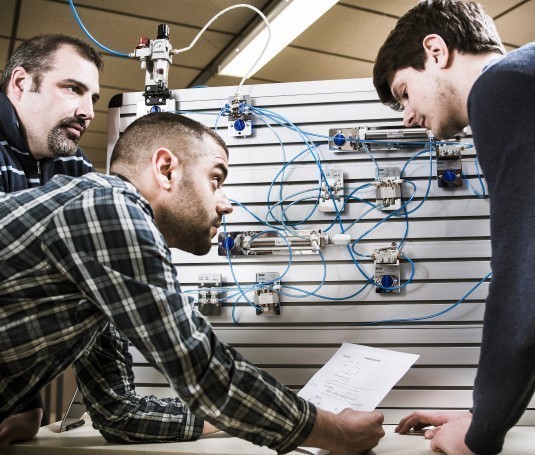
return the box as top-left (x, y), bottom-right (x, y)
top-left (14, 394), bottom-right (43, 413)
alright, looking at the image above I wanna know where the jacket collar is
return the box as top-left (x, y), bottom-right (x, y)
top-left (0, 91), bottom-right (33, 156)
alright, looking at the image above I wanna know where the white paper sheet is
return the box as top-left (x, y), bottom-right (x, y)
top-left (297, 343), bottom-right (419, 454)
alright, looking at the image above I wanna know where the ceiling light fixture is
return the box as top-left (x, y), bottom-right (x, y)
top-left (218, 0), bottom-right (339, 79)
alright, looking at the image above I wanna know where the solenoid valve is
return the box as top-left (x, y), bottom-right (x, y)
top-left (436, 143), bottom-right (464, 188)
top-left (372, 242), bottom-right (401, 294)
top-left (197, 273), bottom-right (223, 316)
top-left (319, 168), bottom-right (344, 213)
top-left (223, 95), bottom-right (252, 137)
top-left (373, 167), bottom-right (403, 211)
top-left (254, 272), bottom-right (281, 316)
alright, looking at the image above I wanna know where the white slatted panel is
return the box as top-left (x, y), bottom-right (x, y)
top-left (107, 78), bottom-right (533, 425)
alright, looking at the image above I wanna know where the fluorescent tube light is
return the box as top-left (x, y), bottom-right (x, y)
top-left (218, 0), bottom-right (339, 78)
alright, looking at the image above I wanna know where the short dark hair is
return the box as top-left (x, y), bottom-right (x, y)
top-left (0, 34), bottom-right (103, 94)
top-left (110, 112), bottom-right (229, 172)
top-left (373, 0), bottom-right (505, 110)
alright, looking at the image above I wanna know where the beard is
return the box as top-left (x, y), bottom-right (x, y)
top-left (155, 174), bottom-right (219, 256)
top-left (433, 115), bottom-right (467, 140)
top-left (47, 117), bottom-right (86, 157)
top-left (432, 78), bottom-right (468, 140)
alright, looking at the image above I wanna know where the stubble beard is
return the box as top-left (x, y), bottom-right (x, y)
top-left (158, 208), bottom-right (214, 256)
top-left (156, 178), bottom-right (217, 256)
top-left (434, 115), bottom-right (467, 140)
top-left (433, 78), bottom-right (468, 140)
top-left (47, 117), bottom-right (86, 157)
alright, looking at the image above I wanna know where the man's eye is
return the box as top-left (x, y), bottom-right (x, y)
top-left (67, 86), bottom-right (80, 94)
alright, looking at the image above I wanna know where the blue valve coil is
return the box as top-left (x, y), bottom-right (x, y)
top-left (381, 275), bottom-right (395, 288)
top-left (333, 133), bottom-right (346, 147)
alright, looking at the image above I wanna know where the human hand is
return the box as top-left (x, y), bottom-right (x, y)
top-left (396, 410), bottom-right (469, 434)
top-left (0, 408), bottom-right (43, 447)
top-left (396, 410), bottom-right (475, 455)
top-left (426, 413), bottom-right (475, 455)
top-left (303, 408), bottom-right (385, 455)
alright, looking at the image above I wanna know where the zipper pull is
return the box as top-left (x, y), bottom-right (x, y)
top-left (36, 160), bottom-right (42, 185)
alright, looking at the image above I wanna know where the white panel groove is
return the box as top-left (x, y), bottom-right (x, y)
top-left (107, 78), bottom-right (513, 419)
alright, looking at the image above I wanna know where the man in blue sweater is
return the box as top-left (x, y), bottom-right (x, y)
top-left (373, 1), bottom-right (535, 454)
top-left (0, 35), bottom-right (222, 447)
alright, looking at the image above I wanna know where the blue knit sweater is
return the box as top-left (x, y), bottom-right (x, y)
top-left (465, 42), bottom-right (535, 455)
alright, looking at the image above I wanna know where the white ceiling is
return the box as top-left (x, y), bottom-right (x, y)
top-left (1, 0), bottom-right (534, 170)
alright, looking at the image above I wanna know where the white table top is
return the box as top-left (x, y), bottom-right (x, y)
top-left (4, 418), bottom-right (535, 455)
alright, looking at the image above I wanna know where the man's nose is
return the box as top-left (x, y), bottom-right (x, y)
top-left (76, 96), bottom-right (95, 121)
top-left (217, 192), bottom-right (233, 216)
top-left (403, 108), bottom-right (417, 127)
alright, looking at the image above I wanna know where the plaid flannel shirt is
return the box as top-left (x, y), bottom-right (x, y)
top-left (0, 173), bottom-right (315, 453)
top-left (0, 92), bottom-right (207, 442)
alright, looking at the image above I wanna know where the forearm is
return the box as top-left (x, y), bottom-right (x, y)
top-left (74, 327), bottom-right (204, 443)
top-left (302, 409), bottom-right (341, 449)
top-left (465, 237), bottom-right (535, 453)
top-left (83, 393), bottom-right (203, 443)
top-left (153, 333), bottom-right (316, 453)
top-left (302, 408), bottom-right (384, 455)
top-left (465, 308), bottom-right (535, 454)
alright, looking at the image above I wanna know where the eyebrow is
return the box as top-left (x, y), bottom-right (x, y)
top-left (61, 78), bottom-right (100, 103)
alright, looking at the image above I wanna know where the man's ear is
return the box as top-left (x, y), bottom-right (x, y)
top-left (151, 148), bottom-right (180, 191)
top-left (8, 67), bottom-right (31, 100)
top-left (422, 34), bottom-right (450, 68)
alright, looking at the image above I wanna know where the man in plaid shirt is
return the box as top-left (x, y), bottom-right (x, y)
top-left (0, 112), bottom-right (384, 453)
top-left (0, 33), bottom-right (221, 446)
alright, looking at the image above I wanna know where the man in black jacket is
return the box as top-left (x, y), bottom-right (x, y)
top-left (0, 34), bottom-right (100, 193)
top-left (0, 33), bottom-right (102, 445)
